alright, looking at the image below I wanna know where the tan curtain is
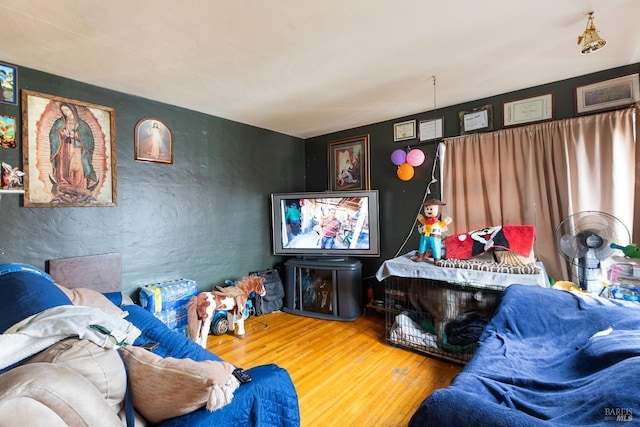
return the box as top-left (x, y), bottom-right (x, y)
top-left (441, 107), bottom-right (636, 282)
top-left (634, 102), bottom-right (640, 241)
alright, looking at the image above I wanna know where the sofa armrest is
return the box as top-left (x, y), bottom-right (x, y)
top-left (0, 363), bottom-right (123, 427)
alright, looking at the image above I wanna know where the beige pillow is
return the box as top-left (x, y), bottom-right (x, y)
top-left (494, 249), bottom-right (536, 266)
top-left (0, 363), bottom-right (123, 427)
top-left (24, 338), bottom-right (126, 413)
top-left (55, 284), bottom-right (125, 318)
top-left (118, 345), bottom-right (239, 423)
top-left (121, 293), bottom-right (135, 306)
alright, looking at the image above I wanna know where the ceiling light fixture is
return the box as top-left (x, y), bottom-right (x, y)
top-left (577, 12), bottom-right (606, 55)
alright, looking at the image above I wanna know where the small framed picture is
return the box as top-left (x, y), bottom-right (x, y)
top-left (328, 134), bottom-right (370, 191)
top-left (134, 118), bottom-right (173, 164)
top-left (419, 117), bottom-right (444, 142)
top-left (0, 115), bottom-right (17, 148)
top-left (503, 93), bottom-right (554, 127)
top-left (393, 119), bottom-right (416, 142)
top-left (459, 104), bottom-right (493, 135)
top-left (0, 62), bottom-right (17, 105)
top-left (575, 73), bottom-right (640, 115)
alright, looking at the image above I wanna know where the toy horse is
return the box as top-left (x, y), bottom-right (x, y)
top-left (187, 276), bottom-right (266, 348)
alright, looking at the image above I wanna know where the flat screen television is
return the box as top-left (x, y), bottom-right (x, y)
top-left (271, 190), bottom-right (380, 257)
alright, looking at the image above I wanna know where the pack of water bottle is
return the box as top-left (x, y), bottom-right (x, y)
top-left (138, 278), bottom-right (199, 313)
top-left (153, 306), bottom-right (189, 332)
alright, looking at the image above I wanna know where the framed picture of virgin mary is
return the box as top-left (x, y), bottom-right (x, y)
top-left (21, 90), bottom-right (117, 207)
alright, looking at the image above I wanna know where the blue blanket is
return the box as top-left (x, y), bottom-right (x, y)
top-left (409, 284), bottom-right (640, 426)
top-left (0, 264), bottom-right (300, 426)
top-left (124, 304), bottom-right (300, 426)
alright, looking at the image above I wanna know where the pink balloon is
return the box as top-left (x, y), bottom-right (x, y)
top-left (390, 149), bottom-right (407, 166)
top-left (406, 149), bottom-right (425, 167)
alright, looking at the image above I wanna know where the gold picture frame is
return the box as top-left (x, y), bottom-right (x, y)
top-left (393, 120), bottom-right (416, 142)
top-left (575, 73), bottom-right (640, 114)
top-left (21, 90), bottom-right (117, 207)
top-left (503, 93), bottom-right (554, 127)
top-left (134, 117), bottom-right (173, 164)
top-left (328, 134), bottom-right (370, 191)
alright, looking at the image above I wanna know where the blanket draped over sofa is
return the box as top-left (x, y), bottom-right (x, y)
top-left (409, 284), bottom-right (640, 426)
top-left (0, 262), bottom-right (300, 426)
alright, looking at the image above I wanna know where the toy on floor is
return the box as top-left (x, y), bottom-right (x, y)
top-left (412, 198), bottom-right (452, 262)
top-left (610, 243), bottom-right (640, 258)
top-left (209, 296), bottom-right (255, 336)
top-left (187, 276), bottom-right (266, 347)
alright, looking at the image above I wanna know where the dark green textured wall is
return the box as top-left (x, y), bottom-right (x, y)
top-left (0, 65), bottom-right (304, 296)
top-left (306, 63), bottom-right (640, 286)
top-left (1, 62), bottom-right (638, 300)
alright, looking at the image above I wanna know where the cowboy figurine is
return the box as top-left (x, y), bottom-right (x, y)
top-left (412, 198), bottom-right (452, 262)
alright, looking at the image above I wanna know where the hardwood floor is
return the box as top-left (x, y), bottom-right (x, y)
top-left (207, 310), bottom-right (461, 426)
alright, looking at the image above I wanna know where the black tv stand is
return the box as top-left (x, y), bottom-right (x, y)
top-left (284, 258), bottom-right (362, 321)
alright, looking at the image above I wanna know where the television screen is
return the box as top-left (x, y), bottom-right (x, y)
top-left (271, 190), bottom-right (380, 257)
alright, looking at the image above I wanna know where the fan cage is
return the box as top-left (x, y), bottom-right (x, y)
top-left (554, 211), bottom-right (630, 292)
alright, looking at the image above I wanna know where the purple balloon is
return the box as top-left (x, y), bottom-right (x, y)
top-left (406, 149), bottom-right (425, 167)
top-left (391, 149), bottom-right (406, 166)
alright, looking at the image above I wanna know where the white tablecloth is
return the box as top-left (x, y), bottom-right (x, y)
top-left (375, 252), bottom-right (549, 289)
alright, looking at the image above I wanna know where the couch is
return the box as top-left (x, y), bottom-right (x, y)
top-left (409, 284), bottom-right (640, 426)
top-left (0, 262), bottom-right (300, 426)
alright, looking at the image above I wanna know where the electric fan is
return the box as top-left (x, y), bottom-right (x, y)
top-left (554, 211), bottom-right (630, 292)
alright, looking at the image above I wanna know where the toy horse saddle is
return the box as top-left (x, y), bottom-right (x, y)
top-left (213, 285), bottom-right (242, 298)
top-left (213, 285), bottom-right (245, 312)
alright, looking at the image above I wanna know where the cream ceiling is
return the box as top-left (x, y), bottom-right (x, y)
top-left (1, 0), bottom-right (638, 138)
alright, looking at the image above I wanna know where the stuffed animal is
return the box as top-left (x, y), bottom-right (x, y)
top-left (412, 198), bottom-right (452, 262)
top-left (610, 243), bottom-right (640, 258)
top-left (187, 276), bottom-right (266, 348)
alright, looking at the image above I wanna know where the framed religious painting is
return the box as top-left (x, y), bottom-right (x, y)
top-left (0, 115), bottom-right (17, 148)
top-left (21, 90), bottom-right (117, 207)
top-left (328, 134), bottom-right (370, 191)
top-left (134, 117), bottom-right (173, 164)
top-left (0, 62), bottom-right (17, 105)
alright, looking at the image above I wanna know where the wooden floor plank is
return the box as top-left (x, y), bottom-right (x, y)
top-left (207, 311), bottom-right (461, 426)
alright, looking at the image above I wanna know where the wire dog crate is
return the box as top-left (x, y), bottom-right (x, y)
top-left (384, 276), bottom-right (504, 363)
